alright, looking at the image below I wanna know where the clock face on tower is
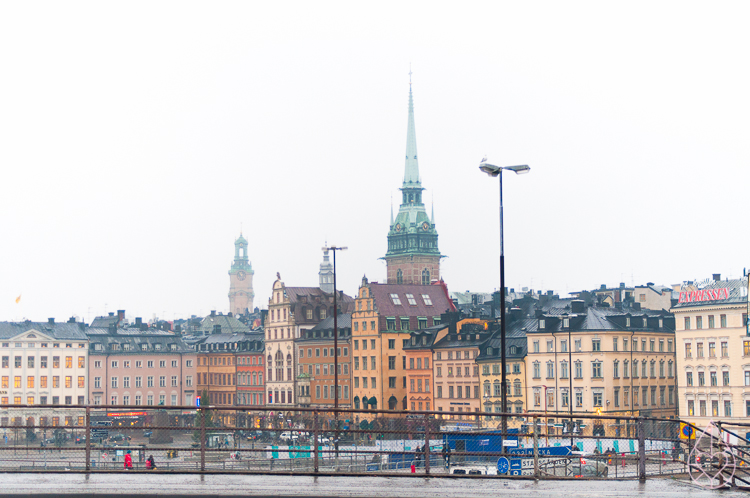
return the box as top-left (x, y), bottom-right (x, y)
top-left (237, 270), bottom-right (246, 281)
top-left (422, 222), bottom-right (429, 231)
top-left (395, 223), bottom-right (402, 232)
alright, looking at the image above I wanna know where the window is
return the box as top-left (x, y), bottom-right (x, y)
top-left (78, 376), bottom-right (85, 388)
top-left (547, 340), bottom-right (554, 352)
top-left (575, 339), bottom-right (582, 352)
top-left (532, 362), bottom-right (540, 379)
top-left (721, 342), bottom-right (728, 358)
top-left (697, 343), bottom-right (704, 358)
top-left (613, 338), bottom-right (618, 351)
top-left (111, 377), bottom-right (118, 388)
top-left (592, 361), bottom-right (602, 378)
top-left (592, 339), bottom-right (600, 352)
top-left (685, 343), bottom-right (692, 358)
top-left (546, 362), bottom-right (554, 378)
top-left (405, 293), bottom-right (417, 306)
top-left (684, 317), bottom-right (691, 330)
top-left (710, 371), bottom-right (718, 386)
top-left (698, 371), bottom-right (705, 386)
top-left (709, 342), bottom-right (716, 358)
top-left (560, 361), bottom-right (568, 379)
top-left (686, 371), bottom-right (693, 386)
top-left (723, 371), bottom-right (730, 386)
top-left (720, 314), bottom-right (727, 328)
top-left (574, 361), bottom-right (582, 379)
top-left (388, 339), bottom-right (395, 350)
top-left (533, 341), bottom-right (539, 353)
top-left (613, 360), bottom-right (619, 378)
top-left (593, 391), bottom-right (603, 407)
top-left (696, 316), bottom-right (703, 329)
top-left (389, 294), bottom-right (402, 305)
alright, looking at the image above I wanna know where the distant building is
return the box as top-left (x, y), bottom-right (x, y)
top-left (228, 234), bottom-right (255, 316)
top-left (296, 314), bottom-right (352, 408)
top-left (87, 318), bottom-right (196, 411)
top-left (265, 273), bottom-right (354, 409)
top-left (384, 83), bottom-right (442, 285)
top-left (351, 278), bottom-right (456, 412)
top-left (672, 274), bottom-right (749, 430)
top-left (526, 300), bottom-right (677, 438)
top-left (0, 319), bottom-right (89, 429)
top-left (432, 319), bottom-right (492, 421)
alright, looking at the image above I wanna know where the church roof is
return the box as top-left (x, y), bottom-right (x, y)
top-left (403, 87), bottom-right (420, 188)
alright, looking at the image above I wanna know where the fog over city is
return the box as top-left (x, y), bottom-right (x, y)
top-left (2, 1), bottom-right (748, 323)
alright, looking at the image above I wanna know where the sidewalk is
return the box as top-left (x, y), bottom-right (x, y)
top-left (0, 473), bottom-right (744, 498)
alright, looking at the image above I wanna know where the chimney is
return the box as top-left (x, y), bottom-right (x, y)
top-left (547, 290), bottom-right (554, 296)
top-left (632, 302), bottom-right (641, 311)
top-left (571, 300), bottom-right (585, 314)
top-left (227, 312), bottom-right (233, 318)
top-left (713, 273), bottom-right (721, 282)
top-left (48, 318), bottom-right (55, 324)
top-left (210, 310), bottom-right (216, 317)
top-left (108, 312), bottom-right (115, 317)
top-left (135, 317), bottom-right (142, 327)
top-left (68, 317), bottom-right (76, 323)
top-left (510, 307), bottom-right (523, 321)
top-left (619, 282), bottom-right (625, 289)
top-left (600, 284), bottom-right (606, 290)
top-left (108, 323), bottom-right (117, 335)
top-left (117, 310), bottom-right (125, 322)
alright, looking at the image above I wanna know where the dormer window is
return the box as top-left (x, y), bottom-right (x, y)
top-left (422, 294), bottom-right (432, 306)
top-left (539, 319), bottom-right (545, 329)
top-left (154, 343), bottom-right (162, 350)
top-left (390, 294), bottom-right (402, 305)
top-left (626, 317), bottom-right (631, 327)
top-left (406, 294), bottom-right (417, 306)
top-left (141, 344), bottom-right (148, 351)
top-left (510, 346), bottom-right (517, 354)
top-left (111, 343), bottom-right (120, 351)
top-left (487, 347), bottom-right (492, 355)
top-left (643, 318), bottom-right (647, 327)
top-left (170, 344), bottom-right (177, 351)
top-left (563, 318), bottom-right (569, 328)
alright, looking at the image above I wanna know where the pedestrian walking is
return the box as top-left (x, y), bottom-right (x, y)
top-left (415, 446), bottom-right (422, 468)
top-left (124, 450), bottom-right (133, 470)
top-left (146, 455), bottom-right (156, 470)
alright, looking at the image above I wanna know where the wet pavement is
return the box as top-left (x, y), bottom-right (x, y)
top-left (0, 473), bottom-right (745, 498)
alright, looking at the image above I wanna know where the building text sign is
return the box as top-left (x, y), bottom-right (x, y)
top-left (678, 288), bottom-right (729, 304)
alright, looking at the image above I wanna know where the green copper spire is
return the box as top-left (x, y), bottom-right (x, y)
top-left (403, 86), bottom-right (421, 188)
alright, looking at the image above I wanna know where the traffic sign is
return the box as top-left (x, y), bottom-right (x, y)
top-left (680, 422), bottom-right (695, 439)
top-left (497, 457), bottom-right (510, 474)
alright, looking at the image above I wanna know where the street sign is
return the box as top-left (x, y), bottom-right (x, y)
top-left (497, 457), bottom-right (510, 474)
top-left (680, 422), bottom-right (695, 439)
top-left (502, 439), bottom-right (518, 447)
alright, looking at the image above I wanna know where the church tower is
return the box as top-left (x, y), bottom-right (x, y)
top-left (319, 248), bottom-right (334, 294)
top-left (384, 81), bottom-right (442, 285)
top-left (228, 234), bottom-right (255, 315)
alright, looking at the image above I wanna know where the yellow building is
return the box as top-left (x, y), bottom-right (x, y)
top-left (672, 275), bottom-right (749, 430)
top-left (526, 300), bottom-right (677, 437)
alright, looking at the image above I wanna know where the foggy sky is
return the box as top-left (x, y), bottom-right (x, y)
top-left (2, 1), bottom-right (748, 323)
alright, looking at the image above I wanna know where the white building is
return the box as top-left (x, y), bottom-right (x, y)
top-left (0, 320), bottom-right (89, 428)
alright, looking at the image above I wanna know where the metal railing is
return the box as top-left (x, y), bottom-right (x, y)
top-left (0, 404), bottom-right (739, 485)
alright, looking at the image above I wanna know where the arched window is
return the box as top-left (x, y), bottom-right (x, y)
top-left (354, 397), bottom-right (360, 409)
top-left (421, 269), bottom-right (430, 285)
top-left (388, 396), bottom-right (398, 410)
top-left (401, 396), bottom-right (407, 410)
top-left (370, 398), bottom-right (378, 410)
top-left (397, 269), bottom-right (403, 284)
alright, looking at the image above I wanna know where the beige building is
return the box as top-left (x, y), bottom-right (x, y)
top-left (432, 319), bottom-right (490, 422)
top-left (672, 275), bottom-right (749, 429)
top-left (265, 271), bottom-right (354, 409)
top-left (527, 300), bottom-right (677, 437)
top-left (634, 283), bottom-right (673, 312)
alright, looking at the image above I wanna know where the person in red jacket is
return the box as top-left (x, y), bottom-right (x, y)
top-left (124, 450), bottom-right (133, 470)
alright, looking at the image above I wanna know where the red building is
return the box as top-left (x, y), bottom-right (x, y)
top-left (236, 332), bottom-right (265, 409)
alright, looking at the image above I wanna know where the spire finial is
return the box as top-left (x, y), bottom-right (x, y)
top-left (409, 63), bottom-right (412, 89)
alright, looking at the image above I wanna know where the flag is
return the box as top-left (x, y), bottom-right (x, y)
top-left (15, 295), bottom-right (21, 304)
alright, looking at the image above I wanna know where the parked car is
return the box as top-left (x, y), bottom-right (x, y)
top-left (143, 431), bottom-right (153, 438)
top-left (109, 434), bottom-right (131, 443)
top-left (75, 435), bottom-right (86, 444)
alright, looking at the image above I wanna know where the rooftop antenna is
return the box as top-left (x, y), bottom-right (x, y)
top-left (409, 63), bottom-right (412, 88)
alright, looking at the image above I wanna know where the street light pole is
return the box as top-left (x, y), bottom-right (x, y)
top-left (479, 159), bottom-right (529, 445)
top-left (324, 246), bottom-right (347, 411)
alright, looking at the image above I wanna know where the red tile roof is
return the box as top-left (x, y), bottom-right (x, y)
top-left (369, 281), bottom-right (457, 317)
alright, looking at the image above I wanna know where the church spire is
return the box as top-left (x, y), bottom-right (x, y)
top-left (403, 77), bottom-right (420, 188)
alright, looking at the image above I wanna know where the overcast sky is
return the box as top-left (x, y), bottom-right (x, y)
top-left (2, 1), bottom-right (748, 324)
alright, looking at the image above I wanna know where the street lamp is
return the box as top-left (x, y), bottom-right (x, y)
top-left (323, 245), bottom-right (347, 411)
top-left (479, 158), bottom-right (530, 444)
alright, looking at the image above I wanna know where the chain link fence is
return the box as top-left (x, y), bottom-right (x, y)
top-left (0, 405), bottom-right (704, 480)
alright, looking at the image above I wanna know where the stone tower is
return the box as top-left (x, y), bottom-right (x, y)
top-left (228, 234), bottom-right (255, 315)
top-left (384, 82), bottom-right (442, 285)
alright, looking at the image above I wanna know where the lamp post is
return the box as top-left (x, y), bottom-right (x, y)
top-left (325, 245), bottom-right (347, 464)
top-left (567, 315), bottom-right (573, 449)
top-left (479, 159), bottom-right (530, 443)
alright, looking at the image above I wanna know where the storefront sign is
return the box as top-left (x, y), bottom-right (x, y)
top-left (678, 288), bottom-right (729, 303)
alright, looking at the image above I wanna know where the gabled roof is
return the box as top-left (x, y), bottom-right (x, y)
top-left (403, 323), bottom-right (446, 350)
top-left (198, 313), bottom-right (250, 335)
top-left (369, 282), bottom-right (455, 317)
top-left (311, 313), bottom-right (352, 331)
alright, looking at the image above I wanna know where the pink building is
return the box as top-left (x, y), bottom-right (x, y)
top-left (87, 325), bottom-right (197, 410)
